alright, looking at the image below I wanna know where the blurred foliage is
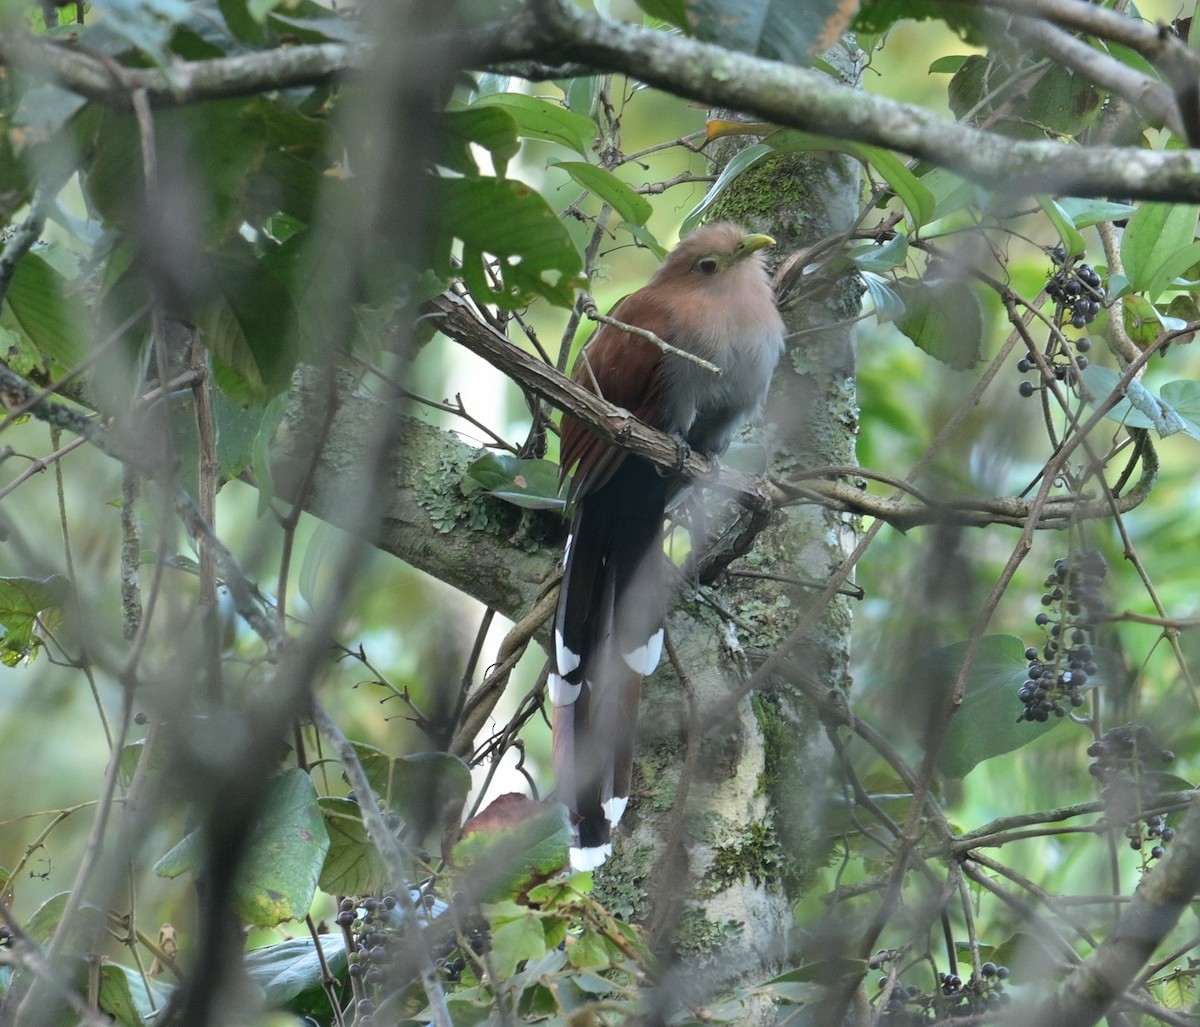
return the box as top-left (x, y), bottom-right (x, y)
top-left (1, 0), bottom-right (1200, 1024)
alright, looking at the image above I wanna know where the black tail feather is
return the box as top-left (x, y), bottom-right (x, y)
top-left (553, 457), bottom-right (669, 864)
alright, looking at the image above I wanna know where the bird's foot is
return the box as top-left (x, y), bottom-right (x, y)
top-left (664, 430), bottom-right (691, 474)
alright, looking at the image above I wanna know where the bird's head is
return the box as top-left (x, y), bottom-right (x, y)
top-left (654, 222), bottom-right (776, 285)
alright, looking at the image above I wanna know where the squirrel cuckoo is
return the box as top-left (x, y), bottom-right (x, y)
top-left (552, 222), bottom-right (786, 870)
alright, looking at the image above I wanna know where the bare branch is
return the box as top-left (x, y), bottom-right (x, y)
top-left (0, 29), bottom-right (365, 107)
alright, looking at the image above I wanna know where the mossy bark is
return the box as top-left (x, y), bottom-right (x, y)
top-left (595, 64), bottom-right (863, 1020)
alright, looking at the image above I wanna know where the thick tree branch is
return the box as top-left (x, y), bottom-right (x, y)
top-left (427, 293), bottom-right (1156, 530)
top-left (0, 30), bottom-right (365, 107)
top-left (268, 365), bottom-right (556, 622)
top-left (1002, 12), bottom-right (1182, 136)
top-left (1031, 792), bottom-right (1200, 1027)
top-left (8, 4), bottom-right (1200, 199)
top-left (969, 0), bottom-right (1200, 76)
top-left (480, 0), bottom-right (1200, 200)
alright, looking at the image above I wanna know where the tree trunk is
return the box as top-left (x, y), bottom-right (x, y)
top-left (598, 84), bottom-right (863, 1021)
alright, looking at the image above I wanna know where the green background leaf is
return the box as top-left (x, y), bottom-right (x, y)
top-left (932, 635), bottom-right (1061, 778)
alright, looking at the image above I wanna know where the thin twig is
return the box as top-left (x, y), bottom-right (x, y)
top-left (581, 293), bottom-right (722, 375)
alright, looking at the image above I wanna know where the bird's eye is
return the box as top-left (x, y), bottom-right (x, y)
top-left (697, 257), bottom-right (719, 275)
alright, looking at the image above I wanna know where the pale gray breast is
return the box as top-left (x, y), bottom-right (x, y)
top-left (658, 273), bottom-right (785, 454)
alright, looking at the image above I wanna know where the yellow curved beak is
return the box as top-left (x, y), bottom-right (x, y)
top-left (737, 233), bottom-right (775, 258)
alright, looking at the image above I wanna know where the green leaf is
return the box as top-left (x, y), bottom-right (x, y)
top-left (949, 56), bottom-right (1101, 137)
top-left (4, 253), bottom-right (87, 369)
top-left (768, 130), bottom-right (935, 227)
top-left (893, 277), bottom-right (983, 369)
top-left (110, 963), bottom-right (173, 1025)
top-left (440, 105), bottom-right (521, 177)
top-left (634, 0), bottom-right (856, 64)
top-left (631, 0), bottom-right (688, 27)
top-left (1054, 197), bottom-right (1137, 229)
top-left (156, 769), bottom-right (329, 927)
top-left (0, 575), bottom-right (69, 666)
top-left (567, 927), bottom-right (611, 969)
top-left (451, 798), bottom-right (572, 903)
top-left (217, 0), bottom-right (270, 42)
top-left (12, 84), bottom-right (87, 145)
top-left (471, 93), bottom-right (596, 156)
top-left (1159, 380), bottom-right (1200, 437)
top-left (269, 7), bottom-right (364, 44)
top-left (154, 831), bottom-right (202, 879)
top-left (846, 234), bottom-right (909, 273)
top-left (431, 176), bottom-right (584, 309)
top-left (1122, 203), bottom-right (1200, 298)
top-left (87, 101), bottom-right (269, 246)
top-left (472, 72), bottom-right (512, 99)
top-left (618, 222), bottom-right (669, 259)
top-left (318, 797), bottom-right (389, 895)
top-left (929, 55), bottom-right (968, 74)
top-left (99, 962), bottom-right (172, 1027)
top-left (1020, 65), bottom-right (1103, 136)
top-left (1141, 241), bottom-right (1200, 302)
top-left (89, 0), bottom-right (193, 65)
top-left (205, 244), bottom-right (301, 404)
top-left (244, 935), bottom-right (349, 1008)
top-left (562, 75), bottom-right (600, 119)
top-left (1080, 365), bottom-right (1200, 439)
top-left (861, 272), bottom-right (905, 323)
top-left (296, 520), bottom-right (332, 608)
top-left (920, 167), bottom-right (981, 221)
top-left (118, 738), bottom-right (170, 789)
top-left (23, 893), bottom-right (68, 945)
top-left (1037, 197), bottom-right (1086, 260)
top-left (235, 769), bottom-right (329, 926)
top-left (352, 746), bottom-right (471, 847)
top-left (552, 161), bottom-right (654, 226)
top-left (251, 395), bottom-right (286, 517)
top-left (248, 0), bottom-right (285, 20)
top-left (853, 146), bottom-right (936, 228)
top-left (1120, 293), bottom-right (1162, 346)
top-left (214, 392), bottom-right (283, 483)
top-left (933, 635), bottom-right (1061, 778)
top-left (462, 454), bottom-right (565, 511)
top-left (681, 143), bottom-right (774, 236)
top-left (763, 957), bottom-right (870, 984)
top-left (484, 904), bottom-right (549, 981)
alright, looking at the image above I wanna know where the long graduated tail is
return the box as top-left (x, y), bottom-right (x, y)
top-left (550, 457), bottom-right (668, 870)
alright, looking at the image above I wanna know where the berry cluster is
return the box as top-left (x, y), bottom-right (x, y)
top-left (340, 894), bottom-right (401, 1020)
top-left (1088, 723), bottom-right (1176, 859)
top-left (1018, 551), bottom-right (1107, 722)
top-left (1016, 246), bottom-right (1103, 397)
top-left (1046, 246), bottom-right (1104, 329)
top-left (442, 953), bottom-right (468, 984)
top-left (338, 890), bottom-right (454, 1023)
top-left (941, 963), bottom-right (1011, 1011)
top-left (874, 963), bottom-right (1012, 1023)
